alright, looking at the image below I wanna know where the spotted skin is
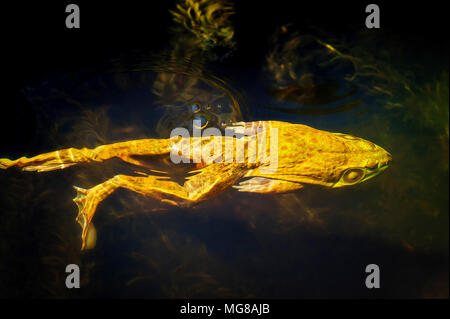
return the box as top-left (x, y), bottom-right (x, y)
top-left (0, 121), bottom-right (391, 250)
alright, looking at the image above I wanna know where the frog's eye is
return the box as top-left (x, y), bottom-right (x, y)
top-left (193, 115), bottom-right (209, 129)
top-left (342, 168), bottom-right (365, 184)
top-left (191, 103), bottom-right (201, 113)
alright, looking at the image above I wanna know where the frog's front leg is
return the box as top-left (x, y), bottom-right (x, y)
top-left (74, 163), bottom-right (246, 250)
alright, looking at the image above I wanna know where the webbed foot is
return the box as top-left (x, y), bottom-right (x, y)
top-left (73, 186), bottom-right (94, 250)
top-left (73, 185), bottom-right (111, 250)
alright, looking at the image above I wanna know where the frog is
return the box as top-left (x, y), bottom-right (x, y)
top-left (0, 121), bottom-right (391, 250)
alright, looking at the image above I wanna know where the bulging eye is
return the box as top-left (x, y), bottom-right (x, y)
top-left (191, 103), bottom-right (201, 113)
top-left (342, 168), bottom-right (365, 184)
top-left (193, 116), bottom-right (209, 129)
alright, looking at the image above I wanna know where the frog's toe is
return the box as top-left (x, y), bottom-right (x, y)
top-left (72, 186), bottom-right (92, 250)
top-left (73, 185), bottom-right (88, 194)
top-left (73, 186), bottom-right (88, 209)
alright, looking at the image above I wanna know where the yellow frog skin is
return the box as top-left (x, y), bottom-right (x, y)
top-left (0, 121), bottom-right (391, 250)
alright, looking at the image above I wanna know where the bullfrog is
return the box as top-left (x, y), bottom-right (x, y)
top-left (0, 121), bottom-right (391, 250)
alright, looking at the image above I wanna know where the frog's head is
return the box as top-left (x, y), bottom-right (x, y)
top-left (330, 133), bottom-right (392, 188)
top-left (242, 121), bottom-right (391, 189)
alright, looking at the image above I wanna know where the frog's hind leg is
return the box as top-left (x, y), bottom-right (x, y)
top-left (0, 149), bottom-right (89, 172)
top-left (0, 138), bottom-right (172, 172)
top-left (74, 163), bottom-right (245, 250)
top-left (73, 182), bottom-right (119, 250)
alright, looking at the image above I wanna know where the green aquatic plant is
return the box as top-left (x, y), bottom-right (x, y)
top-left (265, 27), bottom-right (414, 100)
top-left (265, 25), bottom-right (448, 149)
top-left (400, 72), bottom-right (449, 142)
top-left (170, 0), bottom-right (235, 51)
top-left (150, 0), bottom-right (241, 136)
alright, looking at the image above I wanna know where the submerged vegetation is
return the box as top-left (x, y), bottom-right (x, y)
top-left (400, 72), bottom-right (449, 144)
top-left (0, 1), bottom-right (448, 298)
top-left (170, 0), bottom-right (236, 52)
top-left (265, 25), bottom-right (449, 150)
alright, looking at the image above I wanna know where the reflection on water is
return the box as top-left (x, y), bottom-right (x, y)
top-left (151, 59), bottom-right (245, 136)
top-left (0, 0), bottom-right (448, 298)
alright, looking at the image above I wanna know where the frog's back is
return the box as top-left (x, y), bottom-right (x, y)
top-left (248, 121), bottom-right (347, 165)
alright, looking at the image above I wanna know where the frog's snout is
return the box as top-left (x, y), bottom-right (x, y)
top-left (378, 147), bottom-right (392, 168)
top-left (386, 152), bottom-right (392, 164)
top-left (374, 149), bottom-right (391, 175)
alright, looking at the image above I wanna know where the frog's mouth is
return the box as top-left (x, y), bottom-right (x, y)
top-left (360, 160), bottom-right (390, 183)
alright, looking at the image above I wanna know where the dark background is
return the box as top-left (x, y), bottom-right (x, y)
top-left (1, 0), bottom-right (447, 156)
top-left (0, 0), bottom-right (448, 303)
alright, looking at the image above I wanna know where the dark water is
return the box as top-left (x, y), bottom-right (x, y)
top-left (0, 1), bottom-right (448, 298)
